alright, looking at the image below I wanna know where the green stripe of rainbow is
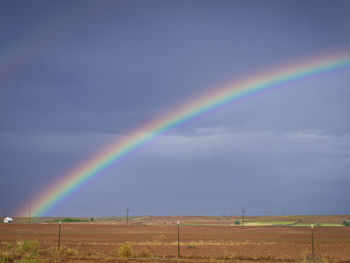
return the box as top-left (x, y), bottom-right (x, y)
top-left (19, 52), bottom-right (350, 217)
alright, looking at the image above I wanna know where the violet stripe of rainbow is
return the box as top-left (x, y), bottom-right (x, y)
top-left (19, 52), bottom-right (350, 217)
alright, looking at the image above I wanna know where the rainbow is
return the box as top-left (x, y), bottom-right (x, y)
top-left (18, 52), bottom-right (350, 217)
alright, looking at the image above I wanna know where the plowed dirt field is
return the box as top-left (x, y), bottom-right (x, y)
top-left (1, 219), bottom-right (350, 262)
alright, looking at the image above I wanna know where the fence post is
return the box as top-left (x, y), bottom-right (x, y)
top-left (311, 224), bottom-right (314, 261)
top-left (58, 221), bottom-right (61, 248)
top-left (177, 220), bottom-right (180, 258)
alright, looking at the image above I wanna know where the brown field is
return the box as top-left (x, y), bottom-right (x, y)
top-left (1, 216), bottom-right (350, 263)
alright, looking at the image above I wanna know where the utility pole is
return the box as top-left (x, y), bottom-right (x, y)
top-left (311, 224), bottom-right (314, 260)
top-left (126, 208), bottom-right (129, 225)
top-left (28, 204), bottom-right (31, 224)
top-left (241, 208), bottom-right (245, 229)
top-left (177, 220), bottom-right (180, 258)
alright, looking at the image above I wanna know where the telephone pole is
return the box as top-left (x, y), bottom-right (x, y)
top-left (241, 208), bottom-right (245, 229)
top-left (28, 204), bottom-right (31, 224)
top-left (126, 208), bottom-right (129, 225)
top-left (177, 220), bottom-right (180, 258)
top-left (311, 224), bottom-right (314, 260)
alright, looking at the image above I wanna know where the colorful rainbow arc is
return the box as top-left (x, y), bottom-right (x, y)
top-left (18, 52), bottom-right (350, 217)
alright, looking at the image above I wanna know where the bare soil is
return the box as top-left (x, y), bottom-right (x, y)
top-left (1, 216), bottom-right (350, 262)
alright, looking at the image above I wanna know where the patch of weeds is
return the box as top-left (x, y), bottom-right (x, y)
top-left (58, 247), bottom-right (79, 256)
top-left (222, 252), bottom-right (244, 261)
top-left (118, 243), bottom-right (132, 257)
top-left (137, 248), bottom-right (151, 258)
top-left (22, 241), bottom-right (39, 253)
top-left (303, 254), bottom-right (332, 263)
top-left (15, 257), bottom-right (39, 263)
top-left (255, 255), bottom-right (278, 261)
top-left (4, 242), bottom-right (12, 250)
top-left (9, 240), bottom-right (40, 263)
top-left (15, 240), bottom-right (25, 252)
top-left (0, 250), bottom-right (14, 263)
top-left (186, 245), bottom-right (197, 249)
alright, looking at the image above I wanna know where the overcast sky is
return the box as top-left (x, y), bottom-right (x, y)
top-left (1, 0), bottom-right (350, 217)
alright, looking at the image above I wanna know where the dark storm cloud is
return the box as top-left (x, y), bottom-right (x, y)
top-left (2, 0), bottom-right (350, 134)
top-left (1, 0), bottom-right (350, 216)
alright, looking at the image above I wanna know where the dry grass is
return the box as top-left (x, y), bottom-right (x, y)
top-left (1, 240), bottom-right (350, 263)
top-left (118, 243), bottom-right (132, 257)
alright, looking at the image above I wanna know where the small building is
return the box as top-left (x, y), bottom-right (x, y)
top-left (3, 217), bottom-right (13, 223)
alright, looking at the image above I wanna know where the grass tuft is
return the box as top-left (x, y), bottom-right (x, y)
top-left (118, 243), bottom-right (132, 257)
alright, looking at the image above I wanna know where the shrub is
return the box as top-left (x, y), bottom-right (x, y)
top-left (235, 220), bottom-right (241, 225)
top-left (118, 243), bottom-right (132, 257)
top-left (90, 217), bottom-right (94, 222)
top-left (10, 240), bottom-right (40, 263)
top-left (62, 218), bottom-right (82, 222)
top-left (22, 240), bottom-right (39, 253)
top-left (187, 245), bottom-right (197, 249)
top-left (342, 220), bottom-right (350, 226)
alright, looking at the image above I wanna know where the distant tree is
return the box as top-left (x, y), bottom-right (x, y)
top-left (235, 220), bottom-right (241, 225)
top-left (342, 220), bottom-right (350, 226)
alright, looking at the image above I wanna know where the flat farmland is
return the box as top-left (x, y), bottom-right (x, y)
top-left (1, 216), bottom-right (350, 262)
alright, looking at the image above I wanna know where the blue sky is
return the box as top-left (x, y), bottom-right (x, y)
top-left (1, 0), bottom-right (350, 217)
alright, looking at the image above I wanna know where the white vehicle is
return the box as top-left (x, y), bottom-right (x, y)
top-left (3, 217), bottom-right (13, 223)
